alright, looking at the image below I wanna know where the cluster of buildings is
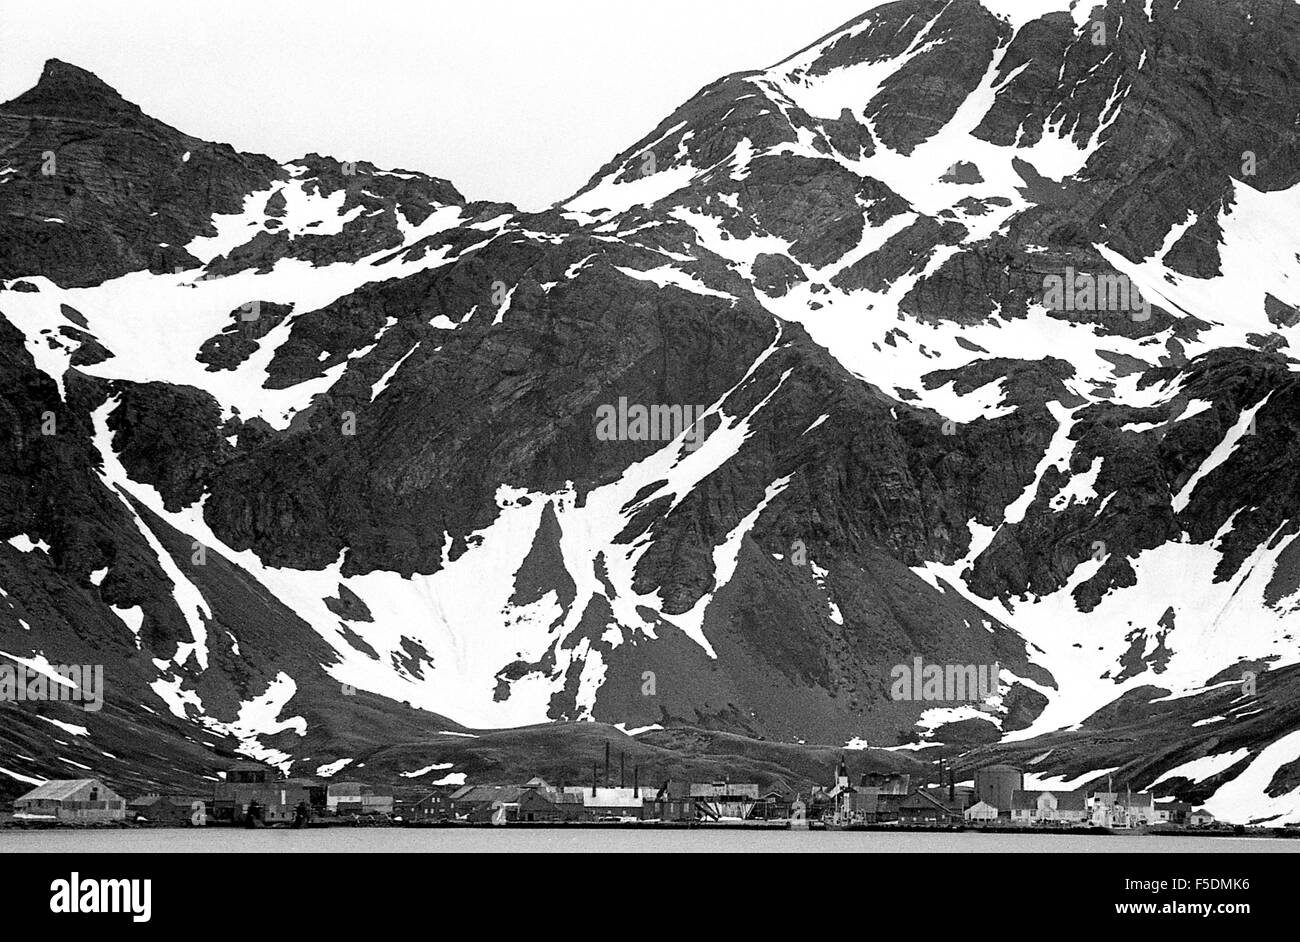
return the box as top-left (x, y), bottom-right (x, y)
top-left (818, 762), bottom-right (1219, 830)
top-left (8, 762), bottom-right (399, 827)
top-left (364, 758), bottom-right (1225, 829)
top-left (431, 778), bottom-right (793, 825)
top-left (965, 764), bottom-right (1217, 829)
top-left (205, 762), bottom-right (399, 824)
top-left (6, 758), bottom-right (1223, 831)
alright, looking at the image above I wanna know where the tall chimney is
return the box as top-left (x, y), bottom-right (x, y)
top-left (592, 763), bottom-right (597, 797)
top-left (949, 767), bottom-right (955, 802)
top-left (620, 752), bottom-right (626, 789)
top-left (634, 766), bottom-right (640, 798)
top-left (604, 742), bottom-right (610, 788)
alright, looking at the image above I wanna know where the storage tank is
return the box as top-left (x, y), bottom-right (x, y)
top-left (974, 764), bottom-right (1023, 816)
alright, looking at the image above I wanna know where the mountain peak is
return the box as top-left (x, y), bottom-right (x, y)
top-left (1, 58), bottom-right (143, 122)
top-left (38, 57), bottom-right (111, 86)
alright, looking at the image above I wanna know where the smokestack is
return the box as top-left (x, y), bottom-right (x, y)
top-left (620, 752), bottom-right (626, 789)
top-left (604, 742), bottom-right (610, 787)
top-left (592, 763), bottom-right (597, 797)
top-left (949, 767), bottom-right (955, 802)
top-left (634, 766), bottom-right (639, 798)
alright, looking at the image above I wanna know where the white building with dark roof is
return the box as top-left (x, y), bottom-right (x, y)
top-left (964, 800), bottom-right (1000, 823)
top-left (1010, 789), bottom-right (1089, 825)
top-left (562, 786), bottom-right (646, 819)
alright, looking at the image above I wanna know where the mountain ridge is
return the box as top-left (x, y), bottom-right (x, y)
top-left (3, 0), bottom-right (1300, 823)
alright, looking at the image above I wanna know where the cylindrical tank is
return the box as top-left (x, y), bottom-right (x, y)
top-left (974, 764), bottom-right (1023, 815)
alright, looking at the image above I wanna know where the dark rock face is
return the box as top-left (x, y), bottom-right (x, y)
top-left (197, 302), bottom-right (293, 371)
top-left (1, 0), bottom-right (1300, 818)
top-left (752, 253), bottom-right (806, 297)
top-left (941, 161), bottom-right (983, 184)
top-left (0, 60), bottom-right (281, 287)
top-left (62, 326), bottom-right (113, 366)
top-left (107, 381), bottom-right (232, 512)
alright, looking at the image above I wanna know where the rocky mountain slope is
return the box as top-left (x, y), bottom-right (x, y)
top-left (3, 0), bottom-right (1300, 822)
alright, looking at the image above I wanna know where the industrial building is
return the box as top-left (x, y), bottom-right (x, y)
top-left (13, 779), bottom-right (126, 824)
top-left (211, 761), bottom-right (319, 824)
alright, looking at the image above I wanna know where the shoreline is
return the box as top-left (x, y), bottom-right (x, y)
top-left (1, 818), bottom-right (1291, 838)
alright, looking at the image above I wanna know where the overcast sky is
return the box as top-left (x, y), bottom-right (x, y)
top-left (0, 0), bottom-right (867, 210)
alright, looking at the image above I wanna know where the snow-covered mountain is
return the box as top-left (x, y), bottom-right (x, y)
top-left (3, 0), bottom-right (1300, 822)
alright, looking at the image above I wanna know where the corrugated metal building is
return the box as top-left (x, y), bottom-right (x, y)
top-left (14, 779), bottom-right (126, 823)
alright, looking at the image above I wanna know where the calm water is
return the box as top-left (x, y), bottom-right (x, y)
top-left (3, 829), bottom-right (1297, 853)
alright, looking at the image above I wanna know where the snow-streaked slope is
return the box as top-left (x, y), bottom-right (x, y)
top-left (85, 328), bottom-right (794, 730)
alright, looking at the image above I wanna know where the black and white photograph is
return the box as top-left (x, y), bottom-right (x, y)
top-left (0, 0), bottom-right (1296, 915)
